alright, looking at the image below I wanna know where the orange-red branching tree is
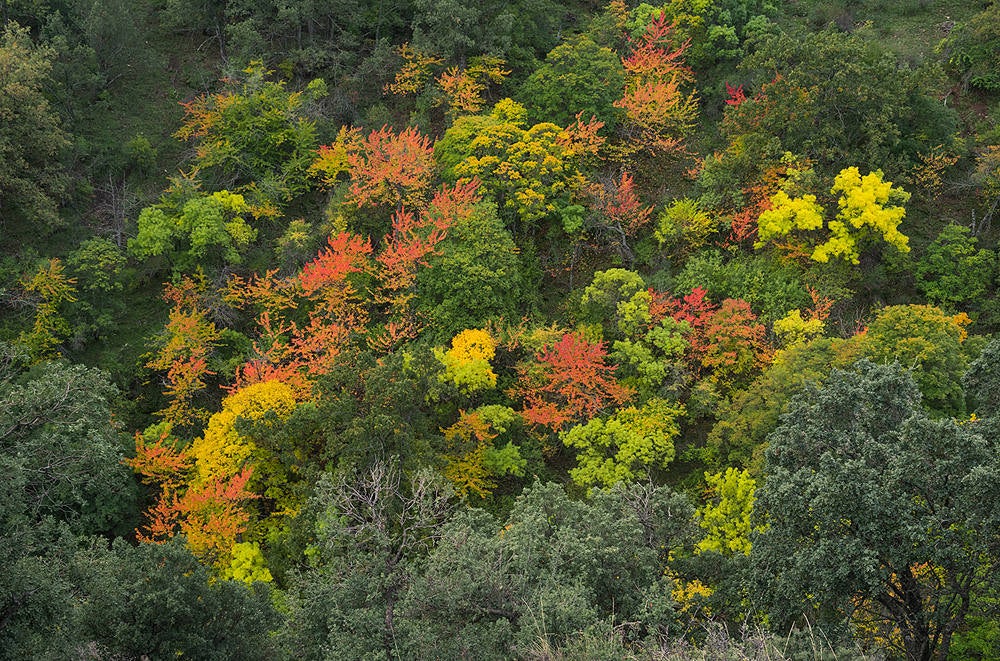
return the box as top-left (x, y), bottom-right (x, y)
top-left (369, 180), bottom-right (480, 350)
top-left (127, 432), bottom-right (257, 565)
top-left (227, 232), bottom-right (373, 391)
top-left (310, 125), bottom-right (436, 211)
top-left (435, 57), bottom-right (510, 119)
top-left (516, 332), bottom-right (633, 432)
top-left (614, 11), bottom-right (698, 158)
top-left (228, 181), bottom-right (481, 380)
top-left (597, 171), bottom-right (653, 237)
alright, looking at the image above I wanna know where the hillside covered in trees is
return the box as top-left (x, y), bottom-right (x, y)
top-left (4, 0), bottom-right (1000, 658)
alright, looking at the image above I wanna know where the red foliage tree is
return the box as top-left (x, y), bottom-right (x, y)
top-left (724, 82), bottom-right (747, 107)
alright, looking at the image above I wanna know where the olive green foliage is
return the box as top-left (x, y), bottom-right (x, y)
top-left (857, 304), bottom-right (970, 414)
top-left (943, 2), bottom-right (1000, 92)
top-left (294, 350), bottom-right (441, 472)
top-left (0, 23), bottom-right (70, 237)
top-left (674, 250), bottom-right (811, 325)
top-left (411, 0), bottom-right (563, 69)
top-left (520, 34), bottom-right (625, 129)
top-left (717, 26), bottom-right (956, 186)
top-left (654, 197), bottom-right (721, 256)
top-left (612, 316), bottom-right (689, 400)
top-left (418, 201), bottom-right (524, 338)
top-left (177, 64), bottom-right (326, 205)
top-left (706, 337), bottom-right (857, 471)
top-left (630, 0), bottom-right (772, 69)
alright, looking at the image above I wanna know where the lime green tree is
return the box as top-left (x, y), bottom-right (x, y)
top-left (561, 397), bottom-right (684, 487)
top-left (129, 190), bottom-right (256, 271)
top-left (696, 467), bottom-right (759, 556)
top-left (175, 62), bottom-right (326, 208)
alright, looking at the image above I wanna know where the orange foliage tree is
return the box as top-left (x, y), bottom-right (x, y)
top-left (146, 272), bottom-right (221, 434)
top-left (614, 11), bottom-right (698, 158)
top-left (127, 431), bottom-right (258, 567)
top-left (227, 180), bottom-right (481, 384)
top-left (310, 125), bottom-right (437, 211)
top-left (515, 332), bottom-right (633, 432)
top-left (700, 299), bottom-right (771, 392)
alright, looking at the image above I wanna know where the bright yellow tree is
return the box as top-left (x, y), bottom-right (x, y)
top-left (435, 328), bottom-right (498, 394)
top-left (756, 167), bottom-right (910, 264)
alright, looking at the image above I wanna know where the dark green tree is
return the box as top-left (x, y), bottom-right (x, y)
top-left (942, 1), bottom-right (1000, 92)
top-left (0, 354), bottom-right (136, 536)
top-left (519, 34), bottom-right (624, 129)
top-left (74, 537), bottom-right (281, 660)
top-left (283, 461), bottom-right (456, 660)
top-left (753, 360), bottom-right (1000, 660)
top-left (0, 347), bottom-right (136, 656)
top-left (704, 24), bottom-right (957, 203)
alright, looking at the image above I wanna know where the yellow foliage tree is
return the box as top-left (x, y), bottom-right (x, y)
top-left (756, 167), bottom-right (910, 264)
top-left (164, 380), bottom-right (301, 574)
top-left (17, 258), bottom-right (77, 361)
top-left (435, 328), bottom-right (498, 394)
top-left (189, 380), bottom-right (298, 486)
top-left (696, 467), bottom-right (761, 556)
top-left (773, 309), bottom-right (825, 348)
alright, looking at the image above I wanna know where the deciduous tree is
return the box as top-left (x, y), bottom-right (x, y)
top-left (515, 332), bottom-right (633, 432)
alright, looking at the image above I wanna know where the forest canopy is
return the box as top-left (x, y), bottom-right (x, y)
top-left (3, 0), bottom-right (1000, 658)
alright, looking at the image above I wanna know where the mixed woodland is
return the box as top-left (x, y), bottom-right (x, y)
top-left (5, 0), bottom-right (1000, 658)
